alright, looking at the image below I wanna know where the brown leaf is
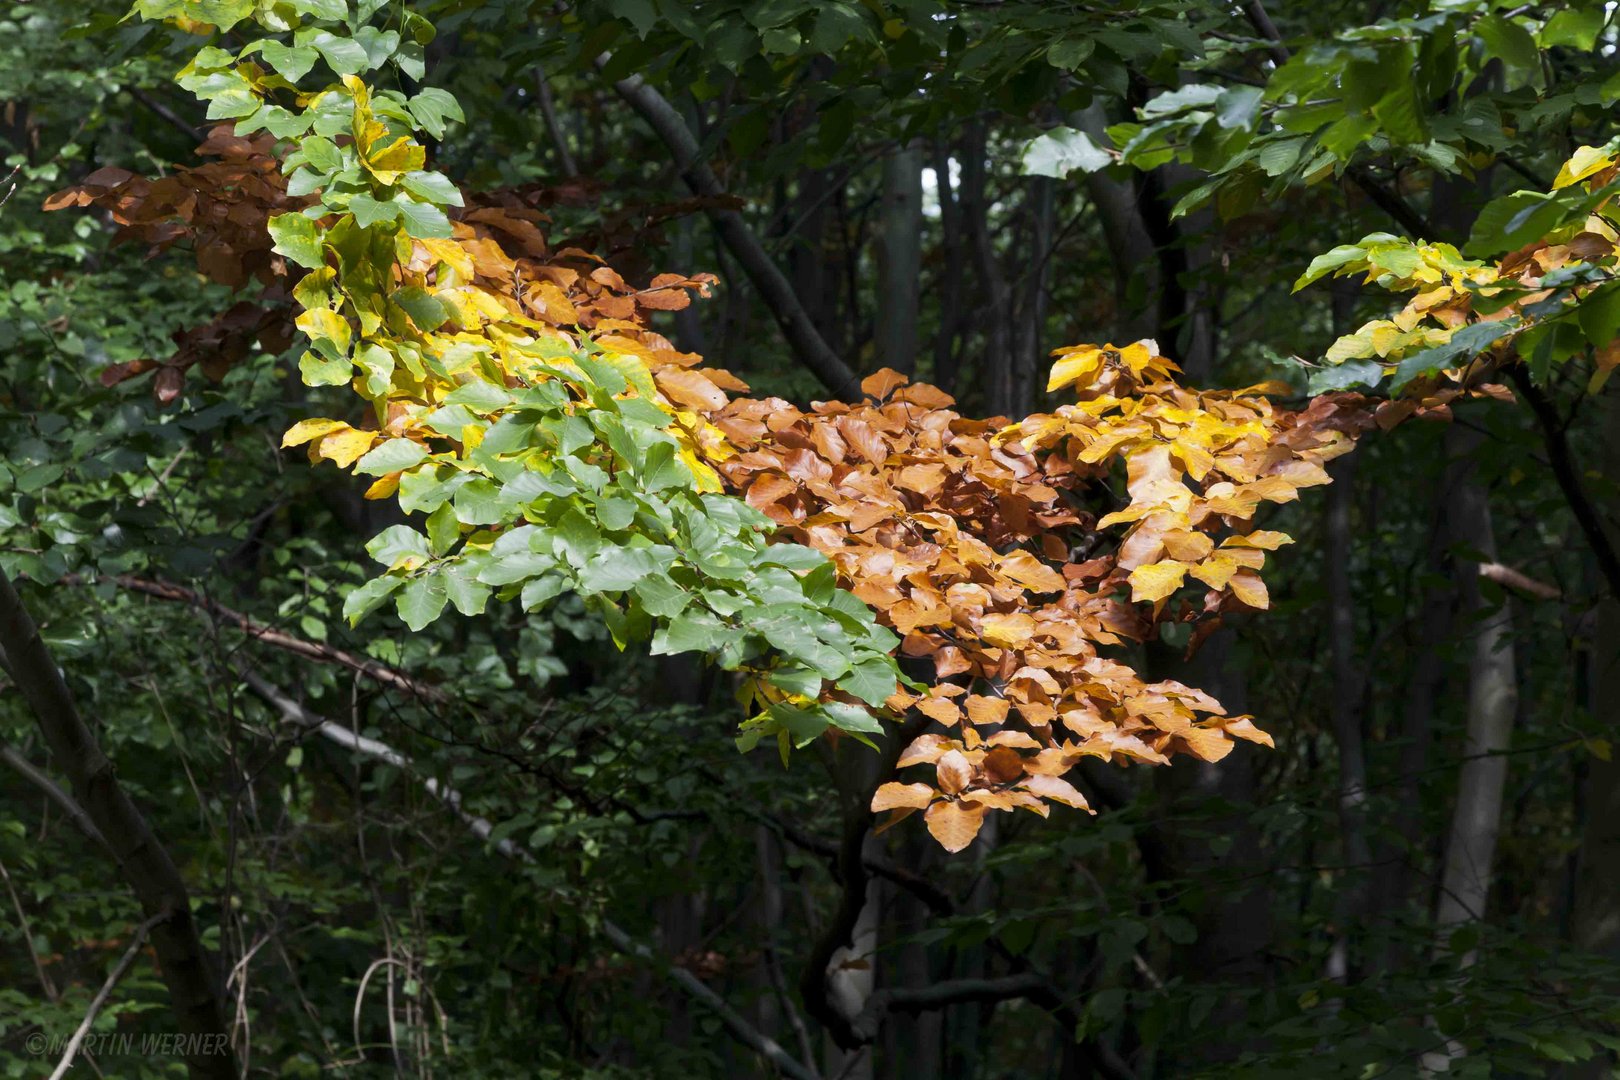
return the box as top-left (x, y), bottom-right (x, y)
top-left (965, 695), bottom-right (1011, 726)
top-left (924, 800), bottom-right (986, 852)
top-left (871, 781), bottom-right (936, 813)
top-left (935, 749), bottom-right (972, 795)
top-left (982, 746), bottom-right (1025, 785)
top-left (860, 367), bottom-right (909, 401)
top-left (1019, 773), bottom-right (1092, 811)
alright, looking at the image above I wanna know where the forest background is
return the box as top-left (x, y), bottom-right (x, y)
top-left (3, 0), bottom-right (1620, 1077)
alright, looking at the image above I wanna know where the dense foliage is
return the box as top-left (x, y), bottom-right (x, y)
top-left (4, 0), bottom-right (1620, 1077)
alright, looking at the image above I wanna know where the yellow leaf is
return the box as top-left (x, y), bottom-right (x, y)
top-left (1224, 530), bottom-right (1294, 550)
top-left (1554, 145), bottom-right (1616, 190)
top-left (965, 695), bottom-right (1011, 726)
top-left (1189, 552), bottom-right (1239, 591)
top-left (1229, 570), bottom-right (1270, 609)
top-left (980, 612), bottom-right (1036, 648)
top-left (363, 474), bottom-right (400, 500)
top-left (1047, 347), bottom-right (1104, 393)
top-left (1222, 716), bottom-right (1275, 748)
top-left (936, 749), bottom-right (973, 794)
top-left (315, 427), bottom-right (377, 469)
top-left (1128, 560), bottom-right (1188, 603)
top-left (282, 418), bottom-right (346, 448)
top-left (1019, 773), bottom-right (1093, 811)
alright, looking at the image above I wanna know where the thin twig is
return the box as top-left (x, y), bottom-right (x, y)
top-left (47, 911), bottom-right (167, 1080)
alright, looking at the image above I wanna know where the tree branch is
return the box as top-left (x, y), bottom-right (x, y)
top-left (0, 574), bottom-right (236, 1080)
top-left (240, 668), bottom-right (822, 1080)
top-left (0, 742), bottom-right (108, 850)
top-left (47, 912), bottom-right (170, 1080)
top-left (65, 574), bottom-right (448, 704)
top-left (1506, 364), bottom-right (1620, 599)
top-left (1238, 0), bottom-right (1437, 240)
top-left (604, 65), bottom-right (862, 399)
top-left (126, 86), bottom-right (204, 146)
top-left (848, 972), bottom-right (1047, 1044)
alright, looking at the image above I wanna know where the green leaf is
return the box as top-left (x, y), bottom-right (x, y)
top-left (292, 0), bottom-right (347, 18)
top-left (426, 501), bottom-right (460, 556)
top-left (347, 193), bottom-right (398, 229)
top-left (604, 0), bottom-right (657, 36)
top-left (310, 32), bottom-right (370, 76)
top-left (366, 524), bottom-right (430, 567)
top-left (1293, 243), bottom-right (1367, 292)
top-left (651, 609), bottom-right (728, 655)
top-left (343, 575), bottom-right (403, 625)
top-left (444, 381), bottom-right (512, 412)
top-left (268, 213), bottom-right (325, 269)
top-left (1021, 127), bottom-right (1111, 179)
top-left (356, 438), bottom-right (430, 476)
top-left (406, 88), bottom-right (464, 139)
top-left (259, 42), bottom-right (319, 81)
top-left (1541, 7), bottom-right (1604, 51)
top-left (1214, 85), bottom-right (1263, 130)
top-left (397, 574), bottom-right (448, 630)
top-left (579, 547), bottom-right (661, 593)
top-left (443, 565), bottom-right (491, 616)
top-left (299, 350), bottom-right (352, 386)
top-left (633, 573), bottom-right (689, 618)
top-left (838, 657), bottom-right (899, 707)
top-left (1577, 282), bottom-right (1620, 349)
top-left (1306, 359), bottom-right (1384, 394)
top-left (1476, 14), bottom-right (1540, 73)
top-left (393, 195), bottom-right (453, 239)
top-left (393, 285), bottom-right (449, 330)
top-left (401, 170), bottom-right (464, 207)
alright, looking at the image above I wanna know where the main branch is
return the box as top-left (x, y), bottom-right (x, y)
top-left (605, 66), bottom-right (862, 400)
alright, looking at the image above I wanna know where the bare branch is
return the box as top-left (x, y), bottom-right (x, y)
top-left (605, 65), bottom-right (862, 399)
top-left (1477, 562), bottom-right (1562, 601)
top-left (48, 912), bottom-right (169, 1080)
top-left (64, 574), bottom-right (449, 704)
top-left (1506, 364), bottom-right (1620, 600)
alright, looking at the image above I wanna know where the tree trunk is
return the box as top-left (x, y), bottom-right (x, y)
top-left (1572, 383), bottom-right (1620, 951)
top-left (1324, 453), bottom-right (1371, 981)
top-left (876, 141), bottom-right (923, 377)
top-left (0, 575), bottom-right (236, 1080)
top-left (1433, 422), bottom-right (1518, 934)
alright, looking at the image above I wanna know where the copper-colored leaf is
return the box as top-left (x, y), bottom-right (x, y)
top-left (871, 782), bottom-right (936, 813)
top-left (1020, 773), bottom-right (1092, 811)
top-left (935, 749), bottom-right (972, 795)
top-left (924, 800), bottom-right (987, 852)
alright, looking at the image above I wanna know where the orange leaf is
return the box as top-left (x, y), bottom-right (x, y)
top-left (1019, 773), bottom-right (1092, 811)
top-left (965, 695), bottom-right (1011, 726)
top-left (860, 368), bottom-right (909, 401)
top-left (871, 782), bottom-right (936, 813)
top-left (935, 749), bottom-right (972, 795)
top-left (925, 800), bottom-right (986, 852)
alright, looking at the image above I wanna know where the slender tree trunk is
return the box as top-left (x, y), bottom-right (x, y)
top-left (1325, 453), bottom-right (1371, 981)
top-left (1369, 495), bottom-right (1453, 968)
top-left (0, 575), bottom-right (236, 1080)
top-left (1433, 423), bottom-right (1518, 935)
top-left (876, 141), bottom-right (923, 376)
top-left (1011, 176), bottom-right (1055, 415)
top-left (960, 119), bottom-right (1012, 417)
top-left (1572, 384), bottom-right (1620, 951)
top-left (1071, 104), bottom-right (1158, 345)
top-left (930, 136), bottom-right (967, 395)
